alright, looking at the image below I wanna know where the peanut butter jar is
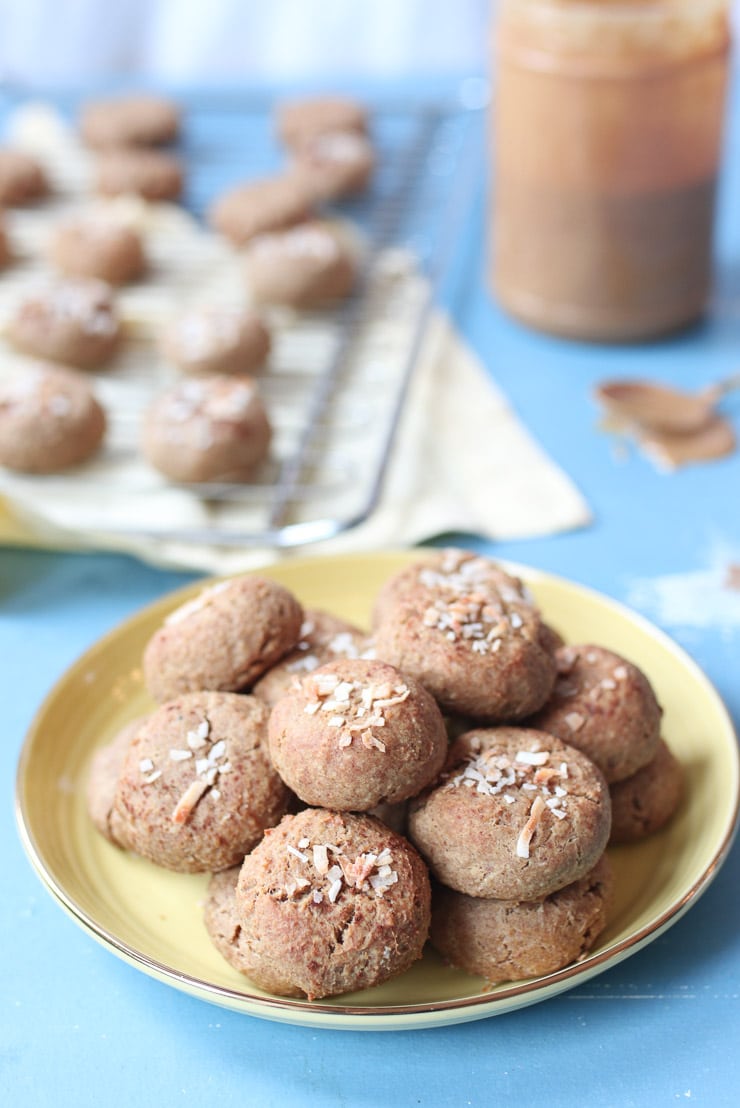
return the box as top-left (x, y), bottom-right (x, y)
top-left (492, 0), bottom-right (731, 342)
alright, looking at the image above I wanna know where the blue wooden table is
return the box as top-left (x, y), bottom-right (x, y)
top-left (2, 75), bottom-right (740, 1107)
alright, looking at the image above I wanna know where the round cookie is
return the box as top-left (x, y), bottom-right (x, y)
top-left (430, 855), bottom-right (613, 985)
top-left (252, 609), bottom-right (372, 709)
top-left (96, 149), bottom-right (183, 201)
top-left (267, 658), bottom-right (448, 811)
top-left (159, 307), bottom-right (271, 377)
top-left (372, 549), bottom-right (557, 721)
top-left (243, 221), bottom-right (357, 309)
top-left (143, 573), bottom-right (303, 703)
top-left (276, 95), bottom-right (368, 149)
top-left (529, 644), bottom-right (663, 784)
top-left (609, 738), bottom-right (684, 844)
top-left (112, 691), bottom-right (290, 873)
top-left (86, 716), bottom-right (146, 846)
top-left (290, 131), bottom-right (375, 201)
top-left (208, 175), bottom-right (313, 247)
top-left (0, 148), bottom-right (49, 205)
top-left (232, 808), bottom-right (431, 999)
top-left (0, 363), bottom-right (106, 473)
top-left (49, 216), bottom-right (146, 285)
top-left (7, 279), bottom-right (121, 370)
top-left (141, 375), bottom-right (272, 484)
top-left (407, 726), bottom-right (611, 901)
top-left (80, 93), bottom-right (181, 148)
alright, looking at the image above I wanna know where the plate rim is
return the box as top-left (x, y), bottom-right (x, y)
top-left (14, 549), bottom-right (740, 1030)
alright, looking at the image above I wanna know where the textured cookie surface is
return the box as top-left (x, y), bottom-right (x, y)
top-left (529, 644), bottom-right (663, 783)
top-left (232, 808), bottom-right (431, 999)
top-left (243, 221), bottom-right (357, 308)
top-left (112, 691), bottom-right (290, 872)
top-left (609, 738), bottom-right (684, 843)
top-left (268, 658), bottom-right (448, 810)
top-left (143, 574), bottom-right (303, 702)
top-left (373, 549), bottom-right (557, 721)
top-left (252, 609), bottom-right (371, 709)
top-left (430, 854), bottom-right (613, 984)
top-left (408, 726), bottom-right (611, 901)
top-left (160, 307), bottom-right (271, 376)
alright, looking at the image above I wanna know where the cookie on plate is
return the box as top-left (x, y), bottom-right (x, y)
top-left (95, 148), bottom-right (183, 201)
top-left (112, 692), bottom-right (291, 872)
top-left (243, 220), bottom-right (357, 309)
top-left (252, 609), bottom-right (372, 709)
top-left (141, 375), bottom-right (272, 484)
top-left (208, 175), bottom-right (313, 247)
top-left (229, 807), bottom-right (430, 999)
top-left (407, 726), bottom-right (611, 901)
top-left (529, 644), bottom-right (663, 784)
top-left (430, 854), bottom-right (613, 984)
top-left (80, 93), bottom-right (181, 148)
top-left (143, 573), bottom-right (303, 703)
top-left (159, 307), bottom-right (271, 377)
top-left (609, 738), bottom-right (684, 844)
top-left (268, 658), bottom-right (448, 811)
top-left (86, 716), bottom-right (147, 846)
top-left (0, 148), bottom-right (49, 205)
top-left (7, 279), bottom-right (121, 370)
top-left (276, 95), bottom-right (368, 149)
top-left (0, 363), bottom-right (106, 473)
top-left (372, 549), bottom-right (557, 721)
top-left (49, 216), bottom-right (146, 285)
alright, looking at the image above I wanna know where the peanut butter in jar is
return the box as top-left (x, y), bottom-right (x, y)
top-left (492, 0), bottom-right (731, 342)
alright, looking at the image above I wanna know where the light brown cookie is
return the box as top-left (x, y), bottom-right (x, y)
top-left (49, 216), bottom-right (146, 285)
top-left (529, 644), bottom-right (663, 783)
top-left (268, 658), bottom-right (449, 811)
top-left (96, 148), bottom-right (183, 201)
top-left (290, 131), bottom-right (375, 201)
top-left (232, 808), bottom-right (430, 999)
top-left (609, 738), bottom-right (684, 844)
top-left (407, 726), bottom-right (611, 901)
top-left (159, 307), bottom-right (271, 376)
top-left (276, 95), bottom-right (368, 149)
top-left (143, 573), bottom-right (303, 703)
top-left (113, 692), bottom-right (290, 873)
top-left (252, 609), bottom-right (371, 709)
top-left (373, 549), bottom-right (557, 721)
top-left (0, 148), bottom-right (49, 205)
top-left (7, 279), bottom-right (121, 370)
top-left (0, 363), bottom-right (106, 473)
top-left (430, 855), bottom-right (613, 984)
top-left (208, 175), bottom-right (313, 247)
top-left (80, 93), bottom-right (181, 148)
top-left (141, 375), bottom-right (272, 484)
top-left (243, 220), bottom-right (357, 309)
top-left (86, 716), bottom-right (146, 846)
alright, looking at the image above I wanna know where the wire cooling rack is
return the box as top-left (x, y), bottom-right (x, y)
top-left (0, 86), bottom-right (485, 548)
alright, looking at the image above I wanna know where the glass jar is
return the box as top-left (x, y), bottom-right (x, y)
top-left (492, 0), bottom-right (731, 342)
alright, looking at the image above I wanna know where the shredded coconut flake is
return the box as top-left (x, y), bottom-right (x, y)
top-left (516, 796), bottom-right (546, 858)
top-left (516, 750), bottom-right (549, 766)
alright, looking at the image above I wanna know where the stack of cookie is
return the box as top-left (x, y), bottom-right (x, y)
top-left (0, 91), bottom-right (376, 485)
top-left (86, 548), bottom-right (684, 1001)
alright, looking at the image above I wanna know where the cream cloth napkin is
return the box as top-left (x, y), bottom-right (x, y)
top-left (0, 105), bottom-right (590, 573)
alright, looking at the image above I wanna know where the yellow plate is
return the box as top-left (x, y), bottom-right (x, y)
top-left (15, 550), bottom-right (740, 1031)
